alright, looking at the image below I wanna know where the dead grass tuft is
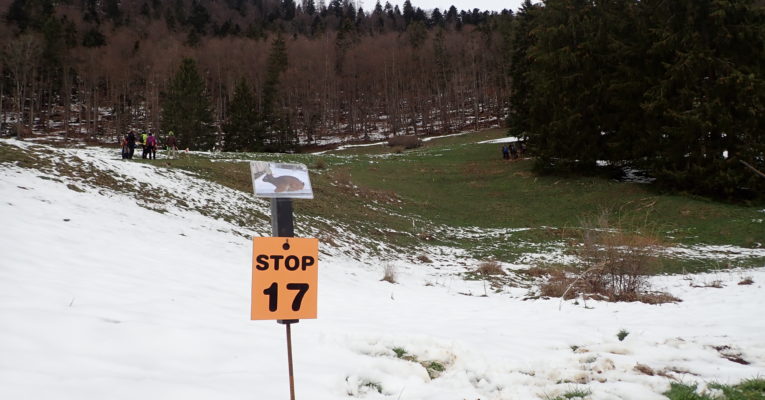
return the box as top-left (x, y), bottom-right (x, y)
top-left (476, 261), bottom-right (505, 276)
top-left (713, 345), bottom-right (750, 365)
top-left (417, 255), bottom-right (432, 263)
top-left (381, 263), bottom-right (397, 284)
top-left (738, 277), bottom-right (754, 285)
top-left (637, 291), bottom-right (682, 304)
top-left (634, 364), bottom-right (655, 376)
top-left (690, 280), bottom-right (724, 288)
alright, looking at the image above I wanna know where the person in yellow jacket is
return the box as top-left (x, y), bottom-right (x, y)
top-left (141, 132), bottom-right (149, 159)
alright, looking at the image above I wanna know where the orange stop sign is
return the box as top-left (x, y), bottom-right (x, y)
top-left (251, 237), bottom-right (318, 320)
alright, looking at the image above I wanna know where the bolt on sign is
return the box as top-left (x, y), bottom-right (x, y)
top-left (251, 237), bottom-right (319, 320)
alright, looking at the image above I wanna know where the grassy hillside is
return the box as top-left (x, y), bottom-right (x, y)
top-left (136, 128), bottom-right (763, 272)
top-left (3, 129), bottom-right (764, 272)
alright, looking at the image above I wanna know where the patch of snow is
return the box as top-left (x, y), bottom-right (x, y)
top-left (477, 136), bottom-right (521, 144)
top-left (314, 141), bottom-right (385, 155)
top-left (622, 167), bottom-right (656, 184)
top-left (421, 130), bottom-right (473, 142)
top-left (1, 138), bottom-right (764, 399)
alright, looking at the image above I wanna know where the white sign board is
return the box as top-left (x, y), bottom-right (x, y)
top-left (250, 161), bottom-right (314, 199)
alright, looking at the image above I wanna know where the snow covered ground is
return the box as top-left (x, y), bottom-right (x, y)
top-left (1, 139), bottom-right (764, 399)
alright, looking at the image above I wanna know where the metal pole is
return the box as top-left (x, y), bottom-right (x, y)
top-left (271, 198), bottom-right (294, 237)
top-left (278, 318), bottom-right (299, 399)
top-left (272, 197), bottom-right (298, 399)
top-left (285, 322), bottom-right (295, 400)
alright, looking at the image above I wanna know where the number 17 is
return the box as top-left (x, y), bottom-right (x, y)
top-left (263, 283), bottom-right (309, 312)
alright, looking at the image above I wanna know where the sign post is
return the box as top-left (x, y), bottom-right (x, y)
top-left (250, 162), bottom-right (316, 400)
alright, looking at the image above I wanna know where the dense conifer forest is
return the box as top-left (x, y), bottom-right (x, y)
top-left (509, 0), bottom-right (765, 199)
top-left (1, 0), bottom-right (764, 198)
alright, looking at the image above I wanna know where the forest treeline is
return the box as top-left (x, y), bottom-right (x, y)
top-left (510, 0), bottom-right (765, 199)
top-left (0, 0), bottom-right (513, 151)
top-left (3, 0), bottom-right (765, 198)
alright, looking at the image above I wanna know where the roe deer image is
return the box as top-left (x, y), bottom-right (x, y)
top-left (263, 174), bottom-right (305, 192)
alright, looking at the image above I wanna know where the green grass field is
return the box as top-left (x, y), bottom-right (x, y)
top-left (3, 129), bottom-right (764, 272)
top-left (151, 128), bottom-right (765, 272)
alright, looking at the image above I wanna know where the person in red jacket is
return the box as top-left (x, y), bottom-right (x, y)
top-left (146, 133), bottom-right (157, 160)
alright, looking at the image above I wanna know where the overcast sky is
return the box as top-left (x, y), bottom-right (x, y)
top-left (376, 0), bottom-right (529, 13)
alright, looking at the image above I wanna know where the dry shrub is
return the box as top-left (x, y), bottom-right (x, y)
top-left (540, 211), bottom-right (678, 304)
top-left (381, 263), bottom-right (397, 284)
top-left (387, 135), bottom-right (422, 149)
top-left (476, 261), bottom-right (505, 276)
top-left (539, 269), bottom-right (575, 298)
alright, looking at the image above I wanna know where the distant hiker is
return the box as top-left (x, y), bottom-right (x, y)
top-left (141, 132), bottom-right (149, 159)
top-left (519, 141), bottom-right (527, 158)
top-left (146, 133), bottom-right (157, 160)
top-left (502, 145), bottom-right (510, 160)
top-left (120, 136), bottom-right (129, 159)
top-left (127, 131), bottom-right (137, 159)
top-left (510, 143), bottom-right (518, 159)
top-left (166, 131), bottom-right (178, 158)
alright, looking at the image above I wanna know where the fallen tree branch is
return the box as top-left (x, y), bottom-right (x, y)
top-left (740, 160), bottom-right (765, 179)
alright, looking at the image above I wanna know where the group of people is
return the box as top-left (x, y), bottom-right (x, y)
top-left (120, 131), bottom-right (178, 160)
top-left (501, 141), bottom-right (526, 160)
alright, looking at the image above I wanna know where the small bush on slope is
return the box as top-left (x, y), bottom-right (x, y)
top-left (540, 211), bottom-right (679, 304)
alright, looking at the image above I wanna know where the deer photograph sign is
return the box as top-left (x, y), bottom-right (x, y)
top-left (250, 161), bottom-right (314, 199)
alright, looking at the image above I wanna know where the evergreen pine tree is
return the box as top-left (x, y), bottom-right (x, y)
top-left (282, 0), bottom-right (296, 20)
top-left (260, 34), bottom-right (296, 152)
top-left (305, 0), bottom-right (316, 15)
top-left (223, 79), bottom-right (258, 151)
top-left (402, 0), bottom-right (414, 26)
top-left (161, 58), bottom-right (215, 150)
top-left (642, 0), bottom-right (765, 197)
top-left (431, 8), bottom-right (444, 27)
top-left (507, 0), bottom-right (537, 142)
top-left (525, 0), bottom-right (604, 171)
top-left (593, 0), bottom-right (652, 163)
